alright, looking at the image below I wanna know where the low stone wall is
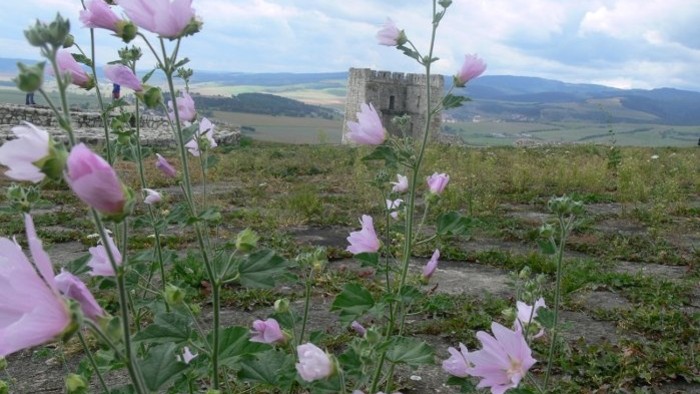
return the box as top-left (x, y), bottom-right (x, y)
top-left (0, 103), bottom-right (240, 147)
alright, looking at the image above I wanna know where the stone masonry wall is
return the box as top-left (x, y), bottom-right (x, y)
top-left (342, 68), bottom-right (444, 143)
top-left (0, 104), bottom-right (240, 147)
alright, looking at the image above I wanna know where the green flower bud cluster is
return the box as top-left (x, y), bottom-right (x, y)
top-left (24, 13), bottom-right (70, 49)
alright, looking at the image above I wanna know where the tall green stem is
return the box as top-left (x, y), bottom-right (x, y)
top-left (543, 215), bottom-right (571, 389)
top-left (370, 2), bottom-right (441, 392)
top-left (298, 276), bottom-right (313, 345)
top-left (77, 331), bottom-right (109, 394)
top-left (91, 213), bottom-right (146, 394)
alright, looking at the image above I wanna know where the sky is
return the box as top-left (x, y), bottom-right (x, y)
top-left (2, 0), bottom-right (700, 91)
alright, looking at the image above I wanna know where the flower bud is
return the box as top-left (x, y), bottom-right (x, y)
top-left (15, 62), bottom-right (45, 92)
top-left (138, 85), bottom-right (163, 109)
top-left (64, 373), bottom-right (87, 394)
top-left (235, 228), bottom-right (259, 253)
top-left (164, 284), bottom-right (185, 306)
top-left (274, 298), bottom-right (290, 313)
top-left (438, 0), bottom-right (453, 7)
top-left (114, 20), bottom-right (138, 43)
top-left (62, 34), bottom-right (74, 48)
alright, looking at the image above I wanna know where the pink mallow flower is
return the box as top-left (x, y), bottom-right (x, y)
top-left (515, 298), bottom-right (546, 338)
top-left (52, 50), bottom-right (93, 89)
top-left (346, 103), bottom-right (386, 145)
top-left (185, 117), bottom-right (217, 157)
top-left (455, 54), bottom-right (487, 87)
top-left (168, 91), bottom-right (196, 122)
top-left (376, 18), bottom-right (403, 46)
top-left (426, 172), bottom-right (449, 195)
top-left (469, 322), bottom-right (536, 394)
top-left (80, 0), bottom-right (121, 31)
top-left (422, 249), bottom-right (440, 279)
top-left (442, 343), bottom-right (473, 378)
top-left (54, 270), bottom-right (104, 320)
top-left (87, 233), bottom-right (122, 277)
top-left (346, 215), bottom-right (381, 254)
top-left (0, 122), bottom-right (50, 183)
top-left (386, 198), bottom-right (403, 220)
top-left (391, 174), bottom-right (408, 193)
top-left (65, 144), bottom-right (127, 216)
top-left (143, 188), bottom-right (162, 205)
top-left (104, 64), bottom-right (142, 91)
top-left (155, 153), bottom-right (177, 178)
top-left (116, 0), bottom-right (196, 38)
top-left (250, 318), bottom-right (285, 344)
top-left (0, 214), bottom-right (71, 357)
top-left (296, 343), bottom-right (333, 382)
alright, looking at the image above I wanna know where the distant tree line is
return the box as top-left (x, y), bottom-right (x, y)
top-left (189, 92), bottom-right (338, 119)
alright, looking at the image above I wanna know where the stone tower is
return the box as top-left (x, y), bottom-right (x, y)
top-left (342, 68), bottom-right (444, 143)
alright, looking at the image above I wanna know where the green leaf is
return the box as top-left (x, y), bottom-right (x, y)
top-left (237, 249), bottom-right (288, 288)
top-left (354, 252), bottom-right (379, 268)
top-left (537, 239), bottom-right (557, 255)
top-left (437, 211), bottom-right (474, 236)
top-left (65, 254), bottom-right (90, 276)
top-left (141, 69), bottom-right (156, 83)
top-left (385, 337), bottom-right (434, 366)
top-left (72, 53), bottom-right (93, 67)
top-left (446, 376), bottom-right (477, 392)
top-left (138, 343), bottom-right (187, 392)
top-left (204, 154), bottom-right (219, 169)
top-left (216, 326), bottom-right (269, 368)
top-left (535, 308), bottom-right (556, 330)
top-left (133, 313), bottom-right (193, 344)
top-left (331, 283), bottom-right (375, 325)
top-left (361, 145), bottom-right (398, 168)
top-left (237, 349), bottom-right (295, 388)
top-left (442, 94), bottom-right (468, 110)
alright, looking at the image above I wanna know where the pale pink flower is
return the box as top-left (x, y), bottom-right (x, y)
top-left (422, 249), bottom-right (440, 279)
top-left (391, 174), bottom-right (408, 193)
top-left (350, 321), bottom-right (366, 336)
top-left (87, 234), bottom-right (122, 277)
top-left (455, 54), bottom-right (487, 87)
top-left (54, 270), bottom-right (104, 320)
top-left (155, 153), bottom-right (177, 178)
top-left (250, 318), bottom-right (285, 344)
top-left (52, 50), bottom-right (93, 88)
top-left (177, 346), bottom-right (197, 364)
top-left (0, 122), bottom-right (50, 183)
top-left (168, 91), bottom-right (196, 122)
top-left (296, 343), bottom-right (333, 382)
top-left (0, 214), bottom-right (71, 357)
top-left (426, 172), bottom-right (449, 195)
top-left (80, 0), bottom-right (121, 31)
top-left (143, 188), bottom-right (162, 205)
top-left (346, 103), bottom-right (386, 145)
top-left (515, 298), bottom-right (546, 338)
top-left (386, 198), bottom-right (403, 220)
top-left (442, 343), bottom-right (473, 378)
top-left (104, 64), bottom-right (142, 91)
top-left (346, 215), bottom-right (381, 254)
top-left (376, 18), bottom-right (402, 46)
top-left (469, 322), bottom-right (536, 394)
top-left (185, 117), bottom-right (217, 157)
top-left (116, 0), bottom-right (196, 38)
top-left (65, 143), bottom-right (126, 216)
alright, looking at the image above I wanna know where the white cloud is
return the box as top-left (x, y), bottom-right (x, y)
top-left (1, 0), bottom-right (699, 91)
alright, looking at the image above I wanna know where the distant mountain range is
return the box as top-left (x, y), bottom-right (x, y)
top-left (3, 57), bottom-right (700, 125)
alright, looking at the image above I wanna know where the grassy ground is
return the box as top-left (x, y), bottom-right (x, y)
top-left (1, 140), bottom-right (699, 392)
top-left (445, 120), bottom-right (700, 147)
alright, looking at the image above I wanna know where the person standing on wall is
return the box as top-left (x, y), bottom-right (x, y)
top-left (25, 91), bottom-right (36, 105)
top-left (112, 83), bottom-right (120, 100)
